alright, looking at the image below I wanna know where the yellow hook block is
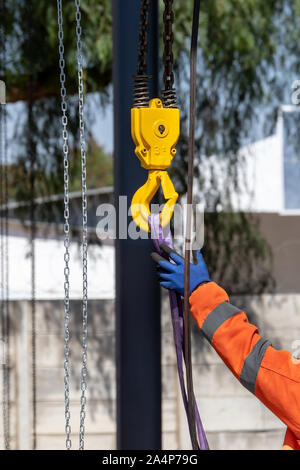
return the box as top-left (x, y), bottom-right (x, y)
top-left (131, 169), bottom-right (178, 232)
top-left (130, 98), bottom-right (180, 231)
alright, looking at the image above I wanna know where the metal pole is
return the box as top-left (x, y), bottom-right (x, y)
top-left (113, 0), bottom-right (161, 450)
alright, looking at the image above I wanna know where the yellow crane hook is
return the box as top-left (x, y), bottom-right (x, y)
top-left (130, 98), bottom-right (180, 232)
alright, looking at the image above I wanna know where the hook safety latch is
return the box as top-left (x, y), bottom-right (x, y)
top-left (130, 98), bottom-right (180, 232)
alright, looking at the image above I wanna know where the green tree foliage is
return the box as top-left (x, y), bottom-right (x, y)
top-left (1, 0), bottom-right (114, 214)
top-left (7, 138), bottom-right (112, 200)
top-left (69, 138), bottom-right (113, 192)
top-left (4, 0), bottom-right (112, 102)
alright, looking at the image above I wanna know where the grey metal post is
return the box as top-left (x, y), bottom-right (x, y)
top-left (113, 0), bottom-right (161, 450)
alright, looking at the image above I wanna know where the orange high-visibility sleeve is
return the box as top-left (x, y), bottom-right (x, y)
top-left (190, 282), bottom-right (300, 446)
top-left (282, 428), bottom-right (300, 450)
top-left (256, 346), bottom-right (300, 439)
top-left (190, 282), bottom-right (264, 382)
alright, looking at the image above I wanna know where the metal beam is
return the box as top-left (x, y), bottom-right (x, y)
top-left (113, 0), bottom-right (161, 450)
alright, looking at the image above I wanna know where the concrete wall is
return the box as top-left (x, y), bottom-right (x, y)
top-left (259, 213), bottom-right (300, 293)
top-left (2, 291), bottom-right (299, 450)
top-left (1, 212), bottom-right (299, 450)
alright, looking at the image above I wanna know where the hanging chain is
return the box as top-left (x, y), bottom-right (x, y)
top-left (57, 0), bottom-right (88, 450)
top-left (134, 0), bottom-right (176, 107)
top-left (57, 0), bottom-right (88, 451)
top-left (57, 0), bottom-right (72, 450)
top-left (137, 0), bottom-right (150, 76)
top-left (74, 0), bottom-right (88, 451)
top-left (0, 0), bottom-right (10, 451)
top-left (162, 0), bottom-right (175, 90)
top-left (133, 0), bottom-right (151, 108)
top-left (162, 0), bottom-right (176, 107)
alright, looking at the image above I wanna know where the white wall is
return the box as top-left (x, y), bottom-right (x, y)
top-left (3, 293), bottom-right (297, 450)
top-left (7, 236), bottom-right (115, 300)
top-left (238, 132), bottom-right (284, 213)
top-left (194, 118), bottom-right (286, 214)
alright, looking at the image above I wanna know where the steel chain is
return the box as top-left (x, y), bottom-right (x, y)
top-left (57, 0), bottom-right (72, 450)
top-left (137, 0), bottom-right (150, 76)
top-left (57, 0), bottom-right (88, 450)
top-left (162, 0), bottom-right (175, 91)
top-left (74, 0), bottom-right (89, 451)
top-left (135, 0), bottom-right (176, 106)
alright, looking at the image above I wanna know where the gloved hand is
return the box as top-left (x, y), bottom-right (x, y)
top-left (151, 244), bottom-right (210, 297)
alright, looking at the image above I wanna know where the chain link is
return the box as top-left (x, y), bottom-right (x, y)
top-left (162, 0), bottom-right (176, 107)
top-left (137, 0), bottom-right (150, 76)
top-left (57, 0), bottom-right (72, 451)
top-left (135, 0), bottom-right (176, 107)
top-left (162, 0), bottom-right (175, 91)
top-left (57, 0), bottom-right (88, 451)
top-left (74, 0), bottom-right (88, 451)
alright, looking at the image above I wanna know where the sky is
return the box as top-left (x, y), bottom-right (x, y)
top-left (88, 92), bottom-right (113, 153)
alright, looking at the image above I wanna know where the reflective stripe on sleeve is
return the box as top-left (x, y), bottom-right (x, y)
top-left (201, 302), bottom-right (242, 343)
top-left (240, 338), bottom-right (272, 394)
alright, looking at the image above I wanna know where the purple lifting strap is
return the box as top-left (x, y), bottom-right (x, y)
top-left (149, 214), bottom-right (209, 450)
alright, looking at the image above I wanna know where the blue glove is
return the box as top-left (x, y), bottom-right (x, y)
top-left (151, 244), bottom-right (210, 297)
